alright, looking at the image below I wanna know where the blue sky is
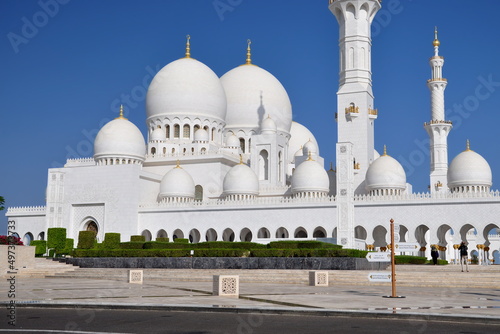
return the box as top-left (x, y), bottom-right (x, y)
top-left (2, 0), bottom-right (500, 232)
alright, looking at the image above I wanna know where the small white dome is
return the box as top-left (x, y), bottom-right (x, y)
top-left (288, 122), bottom-right (319, 163)
top-left (226, 134), bottom-right (240, 148)
top-left (160, 165), bottom-right (195, 199)
top-left (448, 147), bottom-right (492, 190)
top-left (261, 115), bottom-right (277, 134)
top-left (221, 64), bottom-right (292, 133)
top-left (223, 163), bottom-right (259, 196)
top-left (365, 153), bottom-right (406, 192)
top-left (151, 128), bottom-right (165, 142)
top-left (292, 159), bottom-right (329, 194)
top-left (194, 128), bottom-right (209, 142)
top-left (94, 116), bottom-right (146, 162)
top-left (302, 139), bottom-right (318, 155)
top-left (146, 58), bottom-right (226, 122)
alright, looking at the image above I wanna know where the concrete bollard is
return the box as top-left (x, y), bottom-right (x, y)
top-left (213, 275), bottom-right (239, 297)
top-left (129, 270), bottom-right (143, 284)
top-left (309, 271), bottom-right (329, 286)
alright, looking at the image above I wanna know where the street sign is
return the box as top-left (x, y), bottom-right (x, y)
top-left (368, 272), bottom-right (392, 282)
top-left (366, 252), bottom-right (391, 262)
top-left (395, 242), bottom-right (419, 251)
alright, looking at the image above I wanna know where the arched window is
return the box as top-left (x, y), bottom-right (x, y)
top-left (259, 150), bottom-right (269, 181)
top-left (278, 151), bottom-right (283, 182)
top-left (239, 138), bottom-right (245, 153)
top-left (194, 124), bottom-right (200, 132)
top-left (212, 128), bottom-right (216, 141)
top-left (163, 147), bottom-right (166, 154)
top-left (174, 124), bottom-right (180, 138)
top-left (151, 147), bottom-right (156, 155)
top-left (165, 125), bottom-right (170, 139)
top-left (195, 185), bottom-right (203, 201)
top-left (183, 124), bottom-right (190, 138)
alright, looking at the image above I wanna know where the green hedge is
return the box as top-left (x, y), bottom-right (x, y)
top-left (143, 241), bottom-right (188, 249)
top-left (60, 238), bottom-right (74, 255)
top-left (103, 233), bottom-right (121, 249)
top-left (250, 248), bottom-right (367, 258)
top-left (47, 228), bottom-right (66, 252)
top-left (31, 240), bottom-right (47, 256)
top-left (193, 249), bottom-right (249, 257)
top-left (73, 249), bottom-right (191, 257)
top-left (268, 241), bottom-right (342, 249)
top-left (130, 235), bottom-right (146, 242)
top-left (119, 242), bottom-right (145, 249)
top-left (395, 255), bottom-right (427, 264)
top-left (174, 238), bottom-right (189, 244)
top-left (195, 241), bottom-right (267, 250)
top-left (156, 237), bottom-right (169, 242)
top-left (77, 231), bottom-right (97, 249)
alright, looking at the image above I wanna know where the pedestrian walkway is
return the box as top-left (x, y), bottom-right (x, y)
top-left (1, 259), bottom-right (500, 323)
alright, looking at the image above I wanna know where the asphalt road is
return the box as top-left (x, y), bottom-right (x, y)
top-left (0, 308), bottom-right (499, 334)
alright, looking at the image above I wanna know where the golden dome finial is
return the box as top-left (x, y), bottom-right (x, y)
top-left (239, 154), bottom-right (244, 165)
top-left (246, 39), bottom-right (252, 65)
top-left (175, 159), bottom-right (181, 168)
top-left (382, 145), bottom-right (388, 156)
top-left (465, 139), bottom-right (472, 152)
top-left (433, 26), bottom-right (440, 47)
top-left (115, 105), bottom-right (127, 120)
top-left (185, 35), bottom-right (191, 58)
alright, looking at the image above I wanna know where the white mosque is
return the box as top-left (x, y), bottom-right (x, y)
top-left (7, 0), bottom-right (500, 264)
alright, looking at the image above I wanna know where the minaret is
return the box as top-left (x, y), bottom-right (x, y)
top-left (330, 0), bottom-right (381, 194)
top-left (424, 28), bottom-right (452, 194)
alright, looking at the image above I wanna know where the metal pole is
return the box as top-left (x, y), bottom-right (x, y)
top-left (390, 218), bottom-right (396, 297)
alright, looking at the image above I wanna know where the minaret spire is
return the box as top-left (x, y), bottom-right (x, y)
top-left (245, 39), bottom-right (252, 65)
top-left (425, 28), bottom-right (452, 194)
top-left (184, 35), bottom-right (191, 58)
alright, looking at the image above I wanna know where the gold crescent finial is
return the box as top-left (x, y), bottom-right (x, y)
top-left (185, 35), bottom-right (191, 58)
top-left (239, 154), bottom-right (244, 165)
top-left (175, 159), bottom-right (181, 168)
top-left (246, 39), bottom-right (252, 65)
top-left (465, 139), bottom-right (471, 151)
top-left (383, 145), bottom-right (387, 156)
top-left (433, 27), bottom-right (440, 47)
top-left (306, 151), bottom-right (314, 161)
top-left (115, 104), bottom-right (127, 120)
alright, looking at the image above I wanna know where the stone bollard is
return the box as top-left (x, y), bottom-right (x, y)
top-left (213, 275), bottom-right (239, 297)
top-left (129, 270), bottom-right (143, 284)
top-left (309, 271), bottom-right (329, 287)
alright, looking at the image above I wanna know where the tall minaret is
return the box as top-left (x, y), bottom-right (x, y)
top-left (329, 0), bottom-right (381, 195)
top-left (424, 28), bottom-right (452, 194)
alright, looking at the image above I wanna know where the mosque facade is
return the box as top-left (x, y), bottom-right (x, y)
top-left (7, 0), bottom-right (500, 264)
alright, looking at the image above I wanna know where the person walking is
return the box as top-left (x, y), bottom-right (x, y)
top-left (458, 241), bottom-right (469, 272)
top-left (431, 246), bottom-right (439, 265)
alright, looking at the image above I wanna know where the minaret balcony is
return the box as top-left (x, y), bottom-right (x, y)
top-left (427, 78), bottom-right (447, 83)
top-left (345, 105), bottom-right (359, 119)
top-left (424, 120), bottom-right (452, 127)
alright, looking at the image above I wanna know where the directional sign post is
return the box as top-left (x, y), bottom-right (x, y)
top-left (366, 252), bottom-right (391, 262)
top-left (395, 243), bottom-right (419, 252)
top-left (368, 272), bottom-right (392, 283)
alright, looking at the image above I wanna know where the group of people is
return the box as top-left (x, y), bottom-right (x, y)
top-left (430, 242), bottom-right (469, 271)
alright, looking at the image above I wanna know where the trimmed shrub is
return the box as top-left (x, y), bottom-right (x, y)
top-left (72, 249), bottom-right (191, 257)
top-left (250, 248), bottom-right (367, 258)
top-left (174, 238), bottom-right (189, 244)
top-left (156, 237), bottom-right (169, 242)
top-left (130, 235), bottom-right (146, 242)
top-left (193, 249), bottom-right (248, 257)
top-left (60, 238), bottom-right (74, 255)
top-left (143, 241), bottom-right (188, 249)
top-left (195, 241), bottom-right (267, 250)
top-left (31, 240), bottom-right (47, 256)
top-left (268, 241), bottom-right (342, 250)
top-left (395, 255), bottom-right (427, 265)
top-left (119, 242), bottom-right (145, 249)
top-left (103, 233), bottom-right (121, 249)
top-left (47, 228), bottom-right (66, 252)
top-left (77, 231), bottom-right (97, 249)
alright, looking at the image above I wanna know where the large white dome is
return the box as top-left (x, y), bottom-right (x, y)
top-left (220, 64), bottom-right (292, 133)
top-left (291, 159), bottom-right (329, 195)
top-left (365, 152), bottom-right (406, 193)
top-left (146, 57), bottom-right (227, 122)
top-left (159, 165), bottom-right (195, 199)
top-left (94, 116), bottom-right (146, 162)
top-left (288, 122), bottom-right (319, 163)
top-left (448, 148), bottom-right (492, 190)
top-left (223, 163), bottom-right (259, 196)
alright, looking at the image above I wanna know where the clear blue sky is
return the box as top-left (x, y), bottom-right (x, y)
top-left (2, 0), bottom-right (500, 232)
